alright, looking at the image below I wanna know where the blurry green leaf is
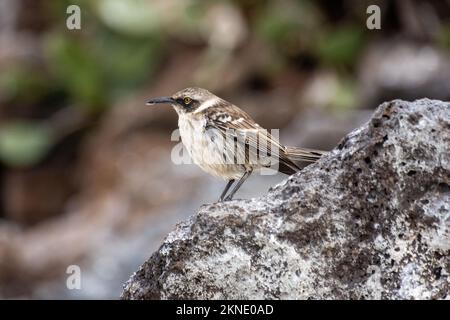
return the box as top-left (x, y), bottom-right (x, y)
top-left (255, 0), bottom-right (321, 55)
top-left (46, 34), bottom-right (106, 112)
top-left (259, 12), bottom-right (296, 42)
top-left (315, 25), bottom-right (365, 67)
top-left (45, 25), bottom-right (163, 111)
top-left (99, 31), bottom-right (163, 97)
top-left (95, 0), bottom-right (161, 36)
top-left (0, 66), bottom-right (50, 103)
top-left (94, 0), bottom-right (204, 40)
top-left (438, 24), bottom-right (450, 48)
top-left (0, 121), bottom-right (54, 167)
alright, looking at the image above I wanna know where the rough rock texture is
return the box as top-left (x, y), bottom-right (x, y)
top-left (122, 99), bottom-right (450, 300)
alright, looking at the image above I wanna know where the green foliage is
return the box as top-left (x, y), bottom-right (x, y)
top-left (0, 121), bottom-right (53, 167)
top-left (438, 24), bottom-right (450, 48)
top-left (255, 3), bottom-right (365, 70)
top-left (255, 0), bottom-right (320, 56)
top-left (0, 0), bottom-right (165, 168)
top-left (46, 34), bottom-right (106, 111)
top-left (45, 30), bottom-right (163, 112)
top-left (41, 0), bottom-right (164, 113)
top-left (0, 66), bottom-right (51, 103)
top-left (98, 31), bottom-right (163, 98)
top-left (93, 0), bottom-right (162, 36)
top-left (315, 25), bottom-right (365, 68)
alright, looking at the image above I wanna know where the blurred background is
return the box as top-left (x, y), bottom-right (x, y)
top-left (0, 0), bottom-right (449, 299)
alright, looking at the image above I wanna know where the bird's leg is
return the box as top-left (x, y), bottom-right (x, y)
top-left (219, 179), bottom-right (235, 202)
top-left (224, 169), bottom-right (252, 201)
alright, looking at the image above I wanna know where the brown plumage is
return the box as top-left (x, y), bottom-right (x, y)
top-left (147, 87), bottom-right (327, 201)
top-left (202, 101), bottom-right (325, 175)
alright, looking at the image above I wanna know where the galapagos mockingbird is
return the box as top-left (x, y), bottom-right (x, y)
top-left (147, 87), bottom-right (326, 202)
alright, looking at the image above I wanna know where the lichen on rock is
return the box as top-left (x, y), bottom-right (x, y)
top-left (121, 99), bottom-right (450, 300)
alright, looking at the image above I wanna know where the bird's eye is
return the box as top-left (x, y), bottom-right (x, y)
top-left (183, 97), bottom-right (192, 105)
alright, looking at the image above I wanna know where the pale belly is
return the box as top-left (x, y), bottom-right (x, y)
top-left (178, 115), bottom-right (247, 180)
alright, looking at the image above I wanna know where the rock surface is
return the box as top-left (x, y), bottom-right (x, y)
top-left (121, 99), bottom-right (450, 300)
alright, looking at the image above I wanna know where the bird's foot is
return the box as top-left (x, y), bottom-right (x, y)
top-left (218, 196), bottom-right (233, 202)
top-left (223, 195), bottom-right (233, 202)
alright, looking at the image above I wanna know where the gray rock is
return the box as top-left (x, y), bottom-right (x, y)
top-left (121, 99), bottom-right (450, 300)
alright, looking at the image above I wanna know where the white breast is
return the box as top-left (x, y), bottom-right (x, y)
top-left (178, 113), bottom-right (206, 162)
top-left (177, 113), bottom-right (245, 180)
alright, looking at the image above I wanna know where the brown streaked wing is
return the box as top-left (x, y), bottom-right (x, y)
top-left (204, 102), bottom-right (300, 173)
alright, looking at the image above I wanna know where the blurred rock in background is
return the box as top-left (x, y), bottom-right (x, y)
top-left (0, 0), bottom-right (449, 298)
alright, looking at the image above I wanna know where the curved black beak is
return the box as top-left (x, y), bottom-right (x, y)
top-left (146, 96), bottom-right (175, 106)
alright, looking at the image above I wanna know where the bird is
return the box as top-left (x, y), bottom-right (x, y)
top-left (146, 87), bottom-right (326, 202)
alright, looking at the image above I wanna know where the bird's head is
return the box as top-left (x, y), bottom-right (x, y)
top-left (146, 87), bottom-right (218, 114)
